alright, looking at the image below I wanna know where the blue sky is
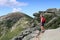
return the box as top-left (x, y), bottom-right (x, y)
top-left (0, 0), bottom-right (60, 17)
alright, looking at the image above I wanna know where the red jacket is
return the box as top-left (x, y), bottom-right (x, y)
top-left (41, 16), bottom-right (46, 23)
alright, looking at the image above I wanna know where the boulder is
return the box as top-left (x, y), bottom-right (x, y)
top-left (40, 28), bottom-right (60, 40)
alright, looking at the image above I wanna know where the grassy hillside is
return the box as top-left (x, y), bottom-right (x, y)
top-left (0, 12), bottom-right (33, 40)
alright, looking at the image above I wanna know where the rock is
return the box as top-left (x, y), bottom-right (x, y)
top-left (22, 30), bottom-right (40, 40)
top-left (11, 25), bottom-right (40, 40)
top-left (40, 28), bottom-right (60, 40)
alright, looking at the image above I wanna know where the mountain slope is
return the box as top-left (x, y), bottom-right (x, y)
top-left (0, 12), bottom-right (33, 40)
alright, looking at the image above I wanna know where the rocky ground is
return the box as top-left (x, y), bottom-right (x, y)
top-left (12, 27), bottom-right (60, 40)
top-left (31, 27), bottom-right (60, 40)
top-left (11, 25), bottom-right (40, 40)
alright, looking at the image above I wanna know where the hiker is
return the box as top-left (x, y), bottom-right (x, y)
top-left (40, 14), bottom-right (46, 33)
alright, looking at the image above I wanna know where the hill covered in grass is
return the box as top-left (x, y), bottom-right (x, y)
top-left (0, 12), bottom-right (33, 40)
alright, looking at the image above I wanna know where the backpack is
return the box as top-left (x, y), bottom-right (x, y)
top-left (42, 17), bottom-right (46, 23)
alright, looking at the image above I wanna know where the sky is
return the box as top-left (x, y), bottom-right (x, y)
top-left (0, 0), bottom-right (60, 17)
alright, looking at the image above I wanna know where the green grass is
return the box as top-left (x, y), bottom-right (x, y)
top-left (0, 17), bottom-right (32, 40)
top-left (0, 26), bottom-right (23, 40)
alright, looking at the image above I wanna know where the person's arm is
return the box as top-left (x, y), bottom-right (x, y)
top-left (41, 17), bottom-right (42, 23)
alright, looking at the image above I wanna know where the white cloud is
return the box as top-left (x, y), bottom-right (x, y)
top-left (0, 0), bottom-right (7, 5)
top-left (12, 8), bottom-right (22, 12)
top-left (0, 0), bottom-right (28, 7)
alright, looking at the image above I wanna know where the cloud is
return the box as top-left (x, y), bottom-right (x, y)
top-left (0, 0), bottom-right (28, 7)
top-left (12, 8), bottom-right (22, 12)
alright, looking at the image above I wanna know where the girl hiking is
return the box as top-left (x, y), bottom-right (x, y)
top-left (40, 14), bottom-right (46, 33)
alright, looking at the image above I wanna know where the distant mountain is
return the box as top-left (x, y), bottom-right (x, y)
top-left (0, 12), bottom-right (33, 40)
